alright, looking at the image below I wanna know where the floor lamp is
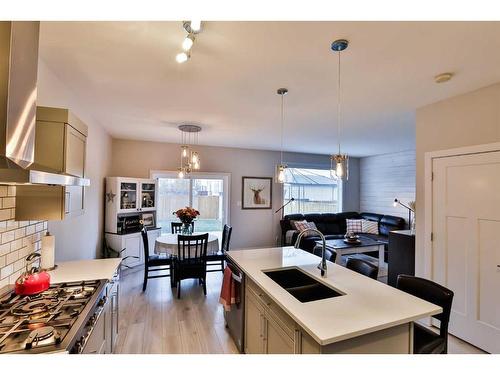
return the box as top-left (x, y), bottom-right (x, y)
top-left (393, 198), bottom-right (414, 230)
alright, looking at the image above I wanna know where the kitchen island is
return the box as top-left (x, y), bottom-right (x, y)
top-left (227, 247), bottom-right (441, 354)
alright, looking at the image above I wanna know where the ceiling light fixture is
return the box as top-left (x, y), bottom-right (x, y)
top-left (182, 34), bottom-right (195, 51)
top-left (177, 124), bottom-right (202, 178)
top-left (434, 72), bottom-right (453, 83)
top-left (177, 21), bottom-right (203, 63)
top-left (190, 20), bottom-right (202, 33)
top-left (276, 88), bottom-right (288, 184)
top-left (182, 20), bottom-right (202, 34)
top-left (176, 52), bottom-right (189, 64)
top-left (330, 39), bottom-right (349, 181)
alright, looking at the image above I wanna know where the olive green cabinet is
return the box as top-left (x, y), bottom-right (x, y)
top-left (15, 107), bottom-right (87, 221)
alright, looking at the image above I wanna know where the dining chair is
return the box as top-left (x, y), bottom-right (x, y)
top-left (206, 224), bottom-right (232, 273)
top-left (141, 226), bottom-right (175, 291)
top-left (174, 233), bottom-right (209, 298)
top-left (171, 222), bottom-right (195, 234)
top-left (396, 275), bottom-right (454, 354)
top-left (346, 258), bottom-right (378, 279)
top-left (313, 245), bottom-right (336, 263)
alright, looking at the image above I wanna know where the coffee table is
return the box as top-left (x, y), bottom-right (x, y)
top-left (315, 236), bottom-right (386, 276)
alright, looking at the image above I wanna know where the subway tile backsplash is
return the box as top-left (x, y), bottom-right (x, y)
top-left (0, 186), bottom-right (48, 290)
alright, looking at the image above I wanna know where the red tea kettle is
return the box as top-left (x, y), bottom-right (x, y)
top-left (15, 253), bottom-right (51, 295)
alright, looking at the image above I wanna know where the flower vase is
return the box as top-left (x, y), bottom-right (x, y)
top-left (181, 222), bottom-right (193, 235)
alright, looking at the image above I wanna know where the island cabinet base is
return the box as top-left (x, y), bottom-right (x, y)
top-left (244, 279), bottom-right (414, 354)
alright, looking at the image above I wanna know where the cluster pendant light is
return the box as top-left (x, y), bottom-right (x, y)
top-left (176, 20), bottom-right (202, 64)
top-left (275, 88), bottom-right (289, 184)
top-left (177, 124), bottom-right (202, 178)
top-left (330, 39), bottom-right (349, 181)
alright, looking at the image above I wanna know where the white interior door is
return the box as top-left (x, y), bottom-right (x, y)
top-left (432, 150), bottom-right (500, 353)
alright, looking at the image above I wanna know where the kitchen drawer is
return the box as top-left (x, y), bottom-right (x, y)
top-left (247, 279), bottom-right (270, 306)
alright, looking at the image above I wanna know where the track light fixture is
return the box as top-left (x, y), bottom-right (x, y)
top-left (183, 20), bottom-right (202, 34)
top-left (176, 21), bottom-right (203, 63)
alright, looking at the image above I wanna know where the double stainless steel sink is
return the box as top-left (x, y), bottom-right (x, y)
top-left (263, 267), bottom-right (344, 303)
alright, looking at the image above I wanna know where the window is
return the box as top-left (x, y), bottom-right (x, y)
top-left (151, 171), bottom-right (230, 233)
top-left (283, 168), bottom-right (342, 215)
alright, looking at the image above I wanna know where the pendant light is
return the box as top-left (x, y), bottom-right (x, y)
top-left (276, 88), bottom-right (288, 184)
top-left (330, 39), bottom-right (349, 180)
top-left (177, 124), bottom-right (202, 178)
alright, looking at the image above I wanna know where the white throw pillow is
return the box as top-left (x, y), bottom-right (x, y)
top-left (362, 219), bottom-right (379, 235)
top-left (293, 220), bottom-right (318, 237)
top-left (346, 219), bottom-right (363, 233)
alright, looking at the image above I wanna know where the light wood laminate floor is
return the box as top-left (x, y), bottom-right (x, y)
top-left (114, 267), bottom-right (238, 354)
top-left (114, 266), bottom-right (485, 354)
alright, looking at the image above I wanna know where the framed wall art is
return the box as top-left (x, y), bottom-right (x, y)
top-left (241, 176), bottom-right (273, 209)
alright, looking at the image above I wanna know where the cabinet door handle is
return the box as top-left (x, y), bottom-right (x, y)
top-left (260, 314), bottom-right (268, 341)
top-left (259, 314), bottom-right (265, 337)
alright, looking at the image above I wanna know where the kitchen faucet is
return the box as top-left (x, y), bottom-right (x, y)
top-left (294, 228), bottom-right (327, 277)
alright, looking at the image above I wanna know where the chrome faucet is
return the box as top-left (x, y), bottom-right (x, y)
top-left (294, 228), bottom-right (327, 277)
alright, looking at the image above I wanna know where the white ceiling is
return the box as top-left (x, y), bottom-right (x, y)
top-left (39, 21), bottom-right (500, 157)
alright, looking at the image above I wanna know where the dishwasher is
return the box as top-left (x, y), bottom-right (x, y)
top-left (223, 257), bottom-right (245, 353)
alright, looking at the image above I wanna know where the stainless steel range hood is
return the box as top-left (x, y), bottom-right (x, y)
top-left (0, 21), bottom-right (89, 186)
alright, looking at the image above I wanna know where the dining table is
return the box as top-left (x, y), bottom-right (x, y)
top-left (154, 232), bottom-right (220, 256)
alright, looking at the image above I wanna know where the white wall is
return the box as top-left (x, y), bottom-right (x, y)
top-left (415, 82), bottom-right (500, 275)
top-left (360, 150), bottom-right (415, 223)
top-left (110, 139), bottom-right (360, 249)
top-left (37, 59), bottom-right (112, 261)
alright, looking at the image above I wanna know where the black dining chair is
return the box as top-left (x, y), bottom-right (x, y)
top-left (396, 275), bottom-right (454, 354)
top-left (141, 227), bottom-right (175, 291)
top-left (312, 245), bottom-right (336, 263)
top-left (171, 222), bottom-right (195, 234)
top-left (206, 225), bottom-right (232, 273)
top-left (346, 258), bottom-right (378, 279)
top-left (174, 233), bottom-right (209, 299)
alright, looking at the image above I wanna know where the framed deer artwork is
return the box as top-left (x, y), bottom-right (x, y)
top-left (241, 176), bottom-right (273, 209)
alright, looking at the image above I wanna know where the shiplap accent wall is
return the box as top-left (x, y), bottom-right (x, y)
top-left (359, 150), bottom-right (416, 224)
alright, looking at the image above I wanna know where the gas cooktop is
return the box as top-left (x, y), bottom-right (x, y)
top-left (0, 280), bottom-right (106, 354)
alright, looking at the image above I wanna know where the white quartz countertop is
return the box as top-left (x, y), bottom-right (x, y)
top-left (227, 247), bottom-right (441, 346)
top-left (48, 258), bottom-right (121, 284)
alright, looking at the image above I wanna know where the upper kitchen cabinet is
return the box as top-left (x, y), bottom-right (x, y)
top-left (15, 107), bottom-right (88, 221)
top-left (34, 106), bottom-right (87, 177)
top-left (106, 177), bottom-right (157, 215)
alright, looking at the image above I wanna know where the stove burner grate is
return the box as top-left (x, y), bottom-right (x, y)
top-left (0, 279), bottom-right (103, 353)
top-left (25, 326), bottom-right (61, 349)
top-left (10, 299), bottom-right (59, 319)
